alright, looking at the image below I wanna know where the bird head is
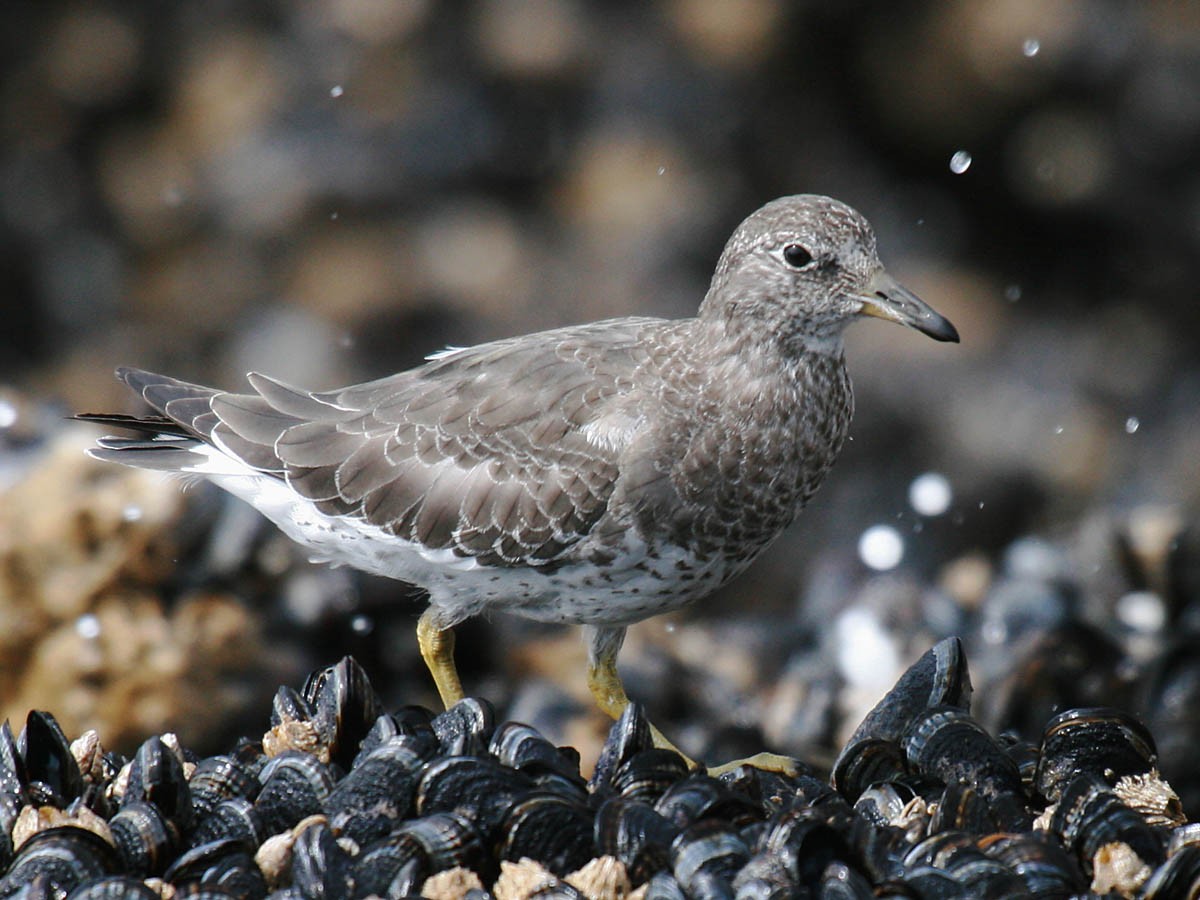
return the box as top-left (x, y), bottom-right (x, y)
top-left (702, 194), bottom-right (959, 352)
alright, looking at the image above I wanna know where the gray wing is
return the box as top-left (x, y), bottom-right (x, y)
top-left (113, 320), bottom-right (661, 568)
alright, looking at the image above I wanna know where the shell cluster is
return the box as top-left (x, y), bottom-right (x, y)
top-left (1, 643), bottom-right (1197, 899)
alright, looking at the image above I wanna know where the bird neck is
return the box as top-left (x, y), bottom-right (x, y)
top-left (693, 311), bottom-right (847, 370)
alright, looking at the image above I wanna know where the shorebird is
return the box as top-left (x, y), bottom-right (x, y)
top-left (78, 195), bottom-right (958, 768)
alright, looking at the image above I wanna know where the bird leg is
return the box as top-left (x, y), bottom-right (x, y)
top-left (584, 625), bottom-right (803, 777)
top-left (585, 625), bottom-right (697, 766)
top-left (417, 611), bottom-right (465, 709)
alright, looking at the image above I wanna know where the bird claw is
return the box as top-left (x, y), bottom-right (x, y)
top-left (706, 752), bottom-right (806, 778)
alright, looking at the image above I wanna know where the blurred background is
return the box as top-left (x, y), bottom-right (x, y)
top-left (1, 0), bottom-right (1199, 808)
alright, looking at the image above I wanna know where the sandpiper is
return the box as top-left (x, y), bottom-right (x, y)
top-left (79, 195), bottom-right (958, 768)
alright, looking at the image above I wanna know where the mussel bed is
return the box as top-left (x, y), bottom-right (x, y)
top-left (0, 640), bottom-right (1196, 899)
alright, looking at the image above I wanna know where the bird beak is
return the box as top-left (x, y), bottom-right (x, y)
top-left (856, 270), bottom-right (960, 343)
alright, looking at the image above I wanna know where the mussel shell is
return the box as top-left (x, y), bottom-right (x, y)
top-left (1169, 822), bottom-right (1200, 855)
top-left (161, 837), bottom-right (266, 897)
top-left (0, 722), bottom-right (25, 797)
top-left (1036, 707), bottom-right (1157, 803)
top-left (489, 722), bottom-right (584, 786)
top-left (715, 767), bottom-right (804, 820)
top-left (670, 819), bottom-right (749, 893)
top-left (254, 751), bottom-right (335, 836)
top-left (817, 861), bottom-right (876, 900)
top-left (902, 707), bottom-right (1024, 803)
top-left (108, 801), bottom-right (178, 876)
top-left (497, 794), bottom-right (594, 876)
top-left (19, 711), bottom-right (84, 806)
top-left (946, 854), bottom-right (1026, 896)
top-left (122, 738), bottom-right (192, 831)
top-left (761, 807), bottom-right (852, 888)
top-left (416, 755), bottom-right (534, 836)
top-left (1, 826), bottom-right (118, 896)
top-left (188, 754), bottom-right (261, 821)
top-left (837, 637), bottom-right (972, 751)
top-left (927, 784), bottom-right (996, 836)
top-left (830, 738), bottom-right (908, 802)
top-left (884, 864), bottom-right (963, 897)
top-left (594, 797), bottom-right (679, 885)
top-left (1050, 773), bottom-right (1166, 872)
top-left (529, 771), bottom-right (590, 806)
top-left (302, 656), bottom-right (383, 770)
top-left (590, 703), bottom-right (654, 796)
top-left (356, 810), bottom-right (486, 895)
top-left (978, 832), bottom-right (1086, 897)
top-left (901, 829), bottom-right (979, 872)
top-left (64, 876), bottom-right (160, 900)
top-left (995, 732), bottom-right (1040, 792)
top-left (641, 870), bottom-right (687, 900)
top-left (186, 797), bottom-right (263, 852)
top-left (270, 686), bottom-right (313, 728)
top-left (431, 698), bottom-right (495, 758)
top-left (0, 791), bottom-right (22, 869)
top-left (729, 851), bottom-right (794, 899)
top-left (1140, 844), bottom-right (1200, 900)
top-left (323, 736), bottom-right (427, 845)
top-left (654, 774), bottom-right (760, 831)
top-left (847, 816), bottom-right (909, 884)
top-left (352, 710), bottom-right (438, 768)
top-left (853, 781), bottom-right (917, 830)
top-left (291, 820), bottom-right (354, 900)
top-left (611, 749), bottom-right (690, 805)
top-left (353, 833), bottom-right (429, 899)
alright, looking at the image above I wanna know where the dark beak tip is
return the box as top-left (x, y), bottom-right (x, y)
top-left (922, 315), bottom-right (960, 343)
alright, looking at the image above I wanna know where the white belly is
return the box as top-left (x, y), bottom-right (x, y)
top-left (188, 446), bottom-right (726, 630)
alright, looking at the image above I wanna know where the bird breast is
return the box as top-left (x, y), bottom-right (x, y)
top-left (618, 349), bottom-right (854, 562)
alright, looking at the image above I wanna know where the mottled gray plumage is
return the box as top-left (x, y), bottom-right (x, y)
top-left (80, 195), bottom-right (957, 739)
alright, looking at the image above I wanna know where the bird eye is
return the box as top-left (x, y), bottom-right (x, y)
top-left (782, 244), bottom-right (814, 268)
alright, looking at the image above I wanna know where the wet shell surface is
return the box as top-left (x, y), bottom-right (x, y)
top-left (0, 646), bottom-right (1197, 897)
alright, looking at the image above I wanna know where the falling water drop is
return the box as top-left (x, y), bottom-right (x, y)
top-left (858, 525), bottom-right (905, 571)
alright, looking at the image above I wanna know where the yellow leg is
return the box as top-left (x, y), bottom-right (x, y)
top-left (587, 651), bottom-right (698, 767)
top-left (417, 612), bottom-right (465, 709)
top-left (584, 625), bottom-right (802, 777)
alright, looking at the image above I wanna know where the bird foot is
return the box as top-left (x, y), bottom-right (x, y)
top-left (705, 751), bottom-right (806, 778)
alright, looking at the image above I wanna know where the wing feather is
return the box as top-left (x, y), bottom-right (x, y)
top-left (99, 319), bottom-right (668, 569)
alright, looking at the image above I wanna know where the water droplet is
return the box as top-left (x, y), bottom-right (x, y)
top-left (858, 524), bottom-right (904, 571)
top-left (664, 622), bottom-right (676, 633)
top-left (949, 150), bottom-right (973, 174)
top-left (122, 504), bottom-right (143, 522)
top-left (1116, 591), bottom-right (1165, 633)
top-left (909, 472), bottom-right (953, 517)
top-left (330, 85), bottom-right (344, 98)
top-left (1022, 37), bottom-right (1040, 57)
top-left (835, 607), bottom-right (899, 689)
top-left (0, 399), bottom-right (16, 429)
top-left (350, 614), bottom-right (373, 635)
top-left (656, 165), bottom-right (666, 176)
top-left (1124, 416), bottom-right (1140, 434)
top-left (330, 211), bottom-right (339, 221)
top-left (1004, 284), bottom-right (1022, 302)
top-left (75, 614), bottom-right (102, 640)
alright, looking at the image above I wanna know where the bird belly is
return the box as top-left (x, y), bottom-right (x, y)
top-left (187, 445), bottom-right (728, 629)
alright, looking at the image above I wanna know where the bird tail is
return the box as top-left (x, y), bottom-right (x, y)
top-left (73, 367), bottom-right (222, 471)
